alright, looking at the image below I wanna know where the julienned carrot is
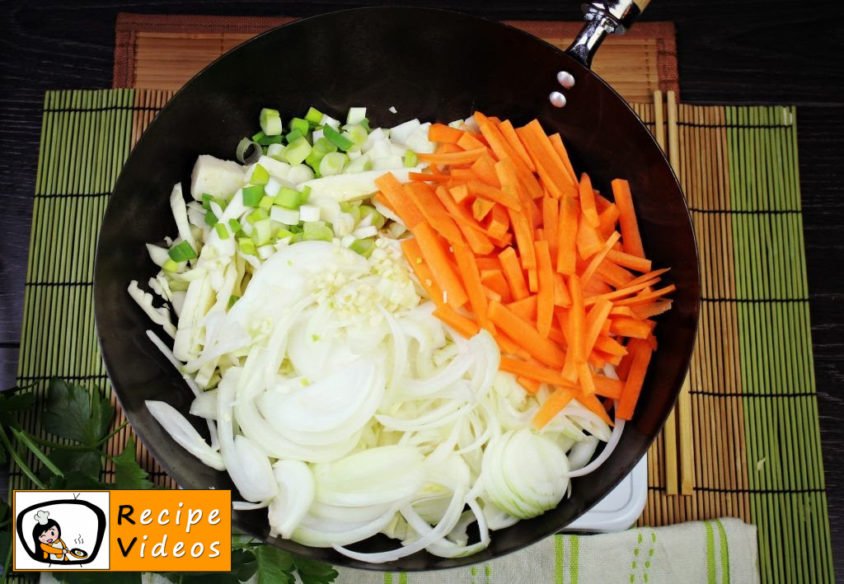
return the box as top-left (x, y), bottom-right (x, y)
top-left (468, 180), bottom-right (521, 210)
top-left (593, 375), bottom-right (624, 399)
top-left (453, 241), bottom-right (489, 327)
top-left (617, 339), bottom-right (653, 420)
top-left (579, 173), bottom-right (600, 227)
top-left (432, 305), bottom-right (480, 338)
top-left (418, 147), bottom-right (487, 165)
top-left (500, 357), bottom-right (574, 387)
top-left (581, 231), bottom-right (622, 286)
top-left (429, 123), bottom-right (465, 144)
top-left (607, 248), bottom-right (652, 273)
top-left (373, 191), bottom-right (395, 213)
top-left (498, 247), bottom-right (530, 301)
top-left (610, 316), bottom-right (653, 339)
top-left (480, 270), bottom-right (511, 304)
top-left (488, 301), bottom-right (566, 368)
top-left (412, 112), bottom-right (673, 428)
top-left (401, 238), bottom-right (443, 303)
top-left (584, 298), bottom-right (613, 357)
top-left (498, 119), bottom-right (535, 171)
top-left (405, 182), bottom-right (464, 244)
top-left (458, 131), bottom-right (486, 151)
top-left (535, 240), bottom-right (555, 338)
top-left (611, 179), bottom-right (645, 258)
top-left (557, 195), bottom-right (579, 274)
top-left (375, 173), bottom-right (424, 228)
top-left (548, 132), bottom-right (578, 186)
top-left (411, 222), bottom-right (468, 309)
top-left (532, 388), bottom-right (575, 430)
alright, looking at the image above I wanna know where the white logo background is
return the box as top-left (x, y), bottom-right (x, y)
top-left (14, 491), bottom-right (110, 571)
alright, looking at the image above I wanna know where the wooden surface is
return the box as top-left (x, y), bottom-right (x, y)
top-left (112, 13), bottom-right (678, 102)
top-left (1, 0), bottom-right (842, 579)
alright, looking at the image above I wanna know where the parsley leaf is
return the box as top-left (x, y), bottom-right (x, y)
top-left (294, 556), bottom-right (340, 584)
top-left (45, 379), bottom-right (113, 447)
top-left (254, 545), bottom-right (295, 584)
top-left (112, 437), bottom-right (153, 490)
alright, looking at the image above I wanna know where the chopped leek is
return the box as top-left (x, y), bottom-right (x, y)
top-left (275, 187), bottom-right (304, 209)
top-left (346, 107), bottom-right (367, 125)
top-left (168, 240), bottom-right (197, 262)
top-left (284, 136), bottom-right (312, 166)
top-left (259, 195), bottom-right (274, 211)
top-left (302, 221), bottom-right (334, 242)
top-left (324, 126), bottom-right (354, 151)
top-left (285, 129), bottom-right (304, 144)
top-left (250, 164), bottom-right (270, 185)
top-left (247, 209), bottom-right (269, 224)
top-left (305, 106), bottom-right (324, 126)
top-left (360, 205), bottom-right (386, 229)
top-left (242, 185), bottom-right (265, 207)
top-left (403, 150), bottom-right (418, 168)
top-left (349, 237), bottom-right (376, 257)
top-left (204, 210), bottom-right (218, 226)
top-left (290, 117), bottom-right (310, 136)
top-left (260, 108), bottom-right (282, 136)
top-left (319, 152), bottom-right (348, 177)
top-left (214, 222), bottom-right (230, 240)
top-left (238, 237), bottom-right (257, 256)
top-left (162, 259), bottom-right (180, 272)
top-left (228, 218), bottom-right (243, 235)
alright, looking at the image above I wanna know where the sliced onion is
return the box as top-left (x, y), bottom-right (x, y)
top-left (145, 400), bottom-right (224, 471)
top-left (268, 460), bottom-right (315, 539)
top-left (294, 504), bottom-right (401, 548)
top-left (565, 419), bottom-right (625, 478)
top-left (567, 436), bottom-right (600, 471)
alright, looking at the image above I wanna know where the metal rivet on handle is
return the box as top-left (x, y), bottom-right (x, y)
top-left (549, 91), bottom-right (567, 108)
top-left (557, 71), bottom-right (576, 89)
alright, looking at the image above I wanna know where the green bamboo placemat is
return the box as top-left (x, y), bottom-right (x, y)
top-left (7, 89), bottom-right (835, 583)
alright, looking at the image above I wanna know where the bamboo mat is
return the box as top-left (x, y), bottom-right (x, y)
top-left (112, 13), bottom-right (679, 103)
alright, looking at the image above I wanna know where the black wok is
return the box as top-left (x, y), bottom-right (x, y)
top-left (94, 1), bottom-right (699, 571)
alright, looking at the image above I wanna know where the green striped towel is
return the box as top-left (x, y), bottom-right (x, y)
top-left (40, 518), bottom-right (756, 584)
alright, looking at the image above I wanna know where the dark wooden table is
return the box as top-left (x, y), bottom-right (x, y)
top-left (2, 0), bottom-right (842, 576)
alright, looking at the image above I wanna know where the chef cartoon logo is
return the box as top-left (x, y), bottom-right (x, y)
top-left (13, 491), bottom-right (109, 571)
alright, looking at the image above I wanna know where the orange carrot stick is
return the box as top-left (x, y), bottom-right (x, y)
top-left (597, 204), bottom-right (620, 239)
top-left (418, 147), bottom-right (487, 165)
top-left (581, 231), bottom-right (622, 286)
top-left (578, 362), bottom-right (597, 395)
top-left (500, 357), bottom-right (575, 387)
top-left (452, 240), bottom-right (489, 327)
top-left (593, 375), bottom-right (624, 399)
top-left (616, 339), bottom-right (653, 420)
top-left (631, 299), bottom-right (673, 319)
top-left (481, 269), bottom-right (512, 303)
top-left (375, 172), bottom-right (424, 228)
top-left (611, 179), bottom-right (645, 257)
top-left (457, 131), bottom-right (486, 151)
top-left (401, 238), bottom-right (444, 303)
top-left (610, 317), bottom-right (654, 339)
top-left (584, 298), bottom-right (613, 357)
top-left (507, 295), bottom-right (538, 321)
top-left (553, 272), bottom-right (572, 307)
top-left (429, 123), bottom-right (465, 144)
top-left (579, 173), bottom-right (600, 227)
top-left (535, 240), bottom-right (555, 338)
top-left (578, 392), bottom-right (614, 426)
top-left (470, 154), bottom-right (501, 187)
top-left (434, 186), bottom-right (495, 255)
top-left (607, 249), bottom-right (653, 273)
top-left (532, 388), bottom-right (575, 429)
top-left (556, 195), bottom-right (579, 274)
top-left (488, 301), bottom-right (566, 368)
top-left (542, 195), bottom-right (559, 264)
top-left (499, 119), bottom-right (536, 171)
top-left (548, 132), bottom-right (578, 186)
top-left (498, 247), bottom-right (530, 301)
top-left (614, 285), bottom-right (677, 306)
top-left (432, 305), bottom-right (480, 338)
top-left (405, 182), bottom-right (465, 244)
top-left (468, 180), bottom-right (521, 210)
top-left (411, 222), bottom-right (468, 309)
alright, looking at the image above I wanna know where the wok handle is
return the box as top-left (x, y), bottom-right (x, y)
top-left (566, 0), bottom-right (651, 68)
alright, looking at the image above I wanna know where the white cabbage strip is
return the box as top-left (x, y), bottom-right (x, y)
top-left (134, 110), bottom-right (614, 562)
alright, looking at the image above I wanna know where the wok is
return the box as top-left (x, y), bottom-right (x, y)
top-left (94, 0), bottom-right (699, 571)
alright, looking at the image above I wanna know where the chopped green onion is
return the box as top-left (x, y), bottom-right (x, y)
top-left (267, 143), bottom-right (286, 160)
top-left (252, 131), bottom-right (282, 146)
top-left (344, 124), bottom-right (368, 147)
top-left (323, 125), bottom-right (354, 151)
top-left (168, 240), bottom-right (197, 262)
top-left (285, 129), bottom-right (304, 144)
top-left (360, 205), bottom-right (386, 228)
top-left (247, 208), bottom-right (269, 224)
top-left (275, 187), bottom-right (304, 209)
top-left (162, 259), bottom-right (180, 273)
top-left (302, 221), bottom-right (334, 242)
top-left (260, 108), bottom-right (282, 136)
top-left (238, 238), bottom-right (257, 256)
top-left (319, 152), bottom-right (348, 177)
top-left (290, 117), bottom-right (310, 136)
top-left (214, 222), bottom-right (230, 240)
top-left (274, 227), bottom-right (295, 241)
top-left (403, 149), bottom-right (418, 168)
top-left (228, 219), bottom-right (243, 235)
top-left (313, 137), bottom-right (337, 155)
top-left (236, 137), bottom-right (261, 164)
top-left (258, 195), bottom-right (274, 211)
top-left (227, 295), bottom-right (240, 309)
top-left (252, 219), bottom-right (273, 246)
top-left (305, 150), bottom-right (325, 173)
top-left (305, 107), bottom-right (324, 126)
top-left (350, 237), bottom-right (376, 258)
top-left (242, 184), bottom-right (265, 207)
top-left (300, 185), bottom-right (311, 203)
top-left (250, 164), bottom-right (270, 185)
top-left (283, 136), bottom-right (312, 166)
top-left (201, 193), bottom-right (214, 210)
top-left (204, 209), bottom-right (218, 226)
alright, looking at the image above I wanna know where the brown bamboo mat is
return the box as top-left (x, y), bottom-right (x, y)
top-left (113, 13), bottom-right (679, 103)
